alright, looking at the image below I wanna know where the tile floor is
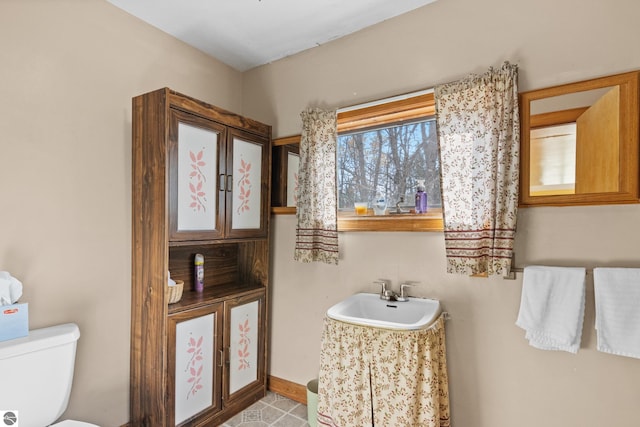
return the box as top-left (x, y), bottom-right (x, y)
top-left (221, 391), bottom-right (310, 427)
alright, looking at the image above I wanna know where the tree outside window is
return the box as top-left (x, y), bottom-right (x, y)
top-left (337, 118), bottom-right (441, 213)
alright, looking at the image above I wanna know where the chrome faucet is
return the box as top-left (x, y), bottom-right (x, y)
top-left (375, 279), bottom-right (398, 301)
top-left (382, 289), bottom-right (399, 301)
top-left (375, 280), bottom-right (416, 302)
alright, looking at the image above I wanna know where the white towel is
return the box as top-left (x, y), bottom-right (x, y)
top-left (593, 268), bottom-right (640, 359)
top-left (516, 266), bottom-right (586, 353)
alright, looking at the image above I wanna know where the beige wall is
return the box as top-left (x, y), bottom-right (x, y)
top-left (243, 0), bottom-right (640, 426)
top-left (2, 0), bottom-right (639, 425)
top-left (0, 1), bottom-right (242, 425)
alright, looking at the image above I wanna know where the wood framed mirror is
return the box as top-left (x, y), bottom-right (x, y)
top-left (271, 135), bottom-right (300, 214)
top-left (519, 71), bottom-right (639, 207)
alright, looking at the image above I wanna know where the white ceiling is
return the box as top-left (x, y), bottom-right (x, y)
top-left (107, 0), bottom-right (438, 72)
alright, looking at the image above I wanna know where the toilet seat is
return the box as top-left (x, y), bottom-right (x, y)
top-left (50, 421), bottom-right (100, 426)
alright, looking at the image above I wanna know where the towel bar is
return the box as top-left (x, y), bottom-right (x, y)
top-left (505, 266), bottom-right (593, 280)
top-left (502, 253), bottom-right (600, 280)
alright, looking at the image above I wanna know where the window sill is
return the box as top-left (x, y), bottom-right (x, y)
top-left (338, 209), bottom-right (443, 232)
top-left (271, 207), bottom-right (444, 232)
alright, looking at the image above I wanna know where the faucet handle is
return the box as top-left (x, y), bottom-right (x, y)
top-left (374, 279), bottom-right (390, 296)
top-left (399, 283), bottom-right (415, 299)
top-left (374, 279), bottom-right (389, 291)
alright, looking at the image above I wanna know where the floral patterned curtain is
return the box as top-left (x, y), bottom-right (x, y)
top-left (435, 62), bottom-right (520, 276)
top-left (317, 316), bottom-right (450, 426)
top-left (294, 108), bottom-right (339, 265)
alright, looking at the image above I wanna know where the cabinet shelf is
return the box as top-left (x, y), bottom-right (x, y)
top-left (168, 283), bottom-right (264, 315)
top-left (168, 237), bottom-right (267, 247)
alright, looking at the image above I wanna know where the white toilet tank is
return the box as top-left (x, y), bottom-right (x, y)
top-left (0, 323), bottom-right (81, 427)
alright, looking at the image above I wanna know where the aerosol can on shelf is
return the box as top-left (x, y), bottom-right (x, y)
top-left (415, 179), bottom-right (427, 214)
top-left (194, 253), bottom-right (204, 292)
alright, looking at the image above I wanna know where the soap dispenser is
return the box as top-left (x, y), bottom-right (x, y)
top-left (415, 179), bottom-right (427, 214)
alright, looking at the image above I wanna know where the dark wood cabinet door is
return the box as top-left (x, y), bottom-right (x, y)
top-left (223, 289), bottom-right (266, 406)
top-left (169, 109), bottom-right (227, 242)
top-left (168, 303), bottom-right (224, 426)
top-left (224, 128), bottom-right (270, 239)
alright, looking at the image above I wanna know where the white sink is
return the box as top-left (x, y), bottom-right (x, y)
top-left (326, 292), bottom-right (441, 330)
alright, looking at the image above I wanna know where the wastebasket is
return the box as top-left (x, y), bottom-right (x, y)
top-left (306, 378), bottom-right (319, 427)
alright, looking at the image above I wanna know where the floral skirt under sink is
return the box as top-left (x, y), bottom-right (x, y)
top-left (317, 314), bottom-right (450, 427)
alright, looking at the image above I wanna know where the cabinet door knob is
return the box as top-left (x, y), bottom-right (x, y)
top-left (218, 349), bottom-right (224, 367)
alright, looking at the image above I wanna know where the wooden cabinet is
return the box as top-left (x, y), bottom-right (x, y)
top-left (131, 88), bottom-right (271, 426)
top-left (168, 289), bottom-right (266, 426)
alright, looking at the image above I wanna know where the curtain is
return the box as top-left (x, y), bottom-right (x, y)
top-left (435, 62), bottom-right (519, 276)
top-left (317, 316), bottom-right (450, 427)
top-left (294, 108), bottom-right (339, 265)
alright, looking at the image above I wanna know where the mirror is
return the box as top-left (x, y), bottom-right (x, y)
top-left (271, 136), bottom-right (300, 214)
top-left (520, 71), bottom-right (639, 206)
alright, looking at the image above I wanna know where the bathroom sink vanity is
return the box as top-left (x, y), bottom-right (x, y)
top-left (320, 292), bottom-right (450, 426)
top-left (326, 292), bottom-right (441, 330)
top-left (131, 89), bottom-right (271, 426)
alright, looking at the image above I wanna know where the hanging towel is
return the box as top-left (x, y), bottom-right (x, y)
top-left (593, 268), bottom-right (640, 359)
top-left (516, 266), bottom-right (586, 353)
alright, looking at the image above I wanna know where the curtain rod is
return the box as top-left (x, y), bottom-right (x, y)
top-left (337, 88), bottom-right (434, 114)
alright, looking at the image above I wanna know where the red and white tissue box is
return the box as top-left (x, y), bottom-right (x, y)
top-left (0, 303), bottom-right (28, 342)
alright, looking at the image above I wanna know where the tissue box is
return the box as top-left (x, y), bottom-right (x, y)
top-left (0, 303), bottom-right (28, 342)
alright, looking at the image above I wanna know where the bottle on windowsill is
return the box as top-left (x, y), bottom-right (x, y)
top-left (415, 179), bottom-right (427, 214)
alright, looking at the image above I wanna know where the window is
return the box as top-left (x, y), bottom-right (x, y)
top-left (337, 118), bottom-right (441, 212)
top-left (270, 91), bottom-right (444, 231)
top-left (336, 91), bottom-right (443, 231)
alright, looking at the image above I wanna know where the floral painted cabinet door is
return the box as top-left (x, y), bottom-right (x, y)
top-left (169, 110), bottom-right (227, 241)
top-left (168, 303), bottom-right (224, 426)
top-left (225, 128), bottom-right (270, 239)
top-left (223, 289), bottom-right (266, 405)
top-left (169, 111), bottom-right (269, 241)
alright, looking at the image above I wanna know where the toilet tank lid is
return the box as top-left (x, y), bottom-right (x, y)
top-left (0, 323), bottom-right (80, 360)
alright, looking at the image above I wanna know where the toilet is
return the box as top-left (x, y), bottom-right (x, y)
top-left (0, 323), bottom-right (99, 427)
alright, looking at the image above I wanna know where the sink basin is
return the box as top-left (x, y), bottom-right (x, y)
top-left (326, 293), bottom-right (441, 330)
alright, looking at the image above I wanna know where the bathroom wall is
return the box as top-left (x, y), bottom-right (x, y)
top-left (242, 0), bottom-right (640, 426)
top-left (3, 0), bottom-right (638, 425)
top-left (0, 1), bottom-right (242, 425)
